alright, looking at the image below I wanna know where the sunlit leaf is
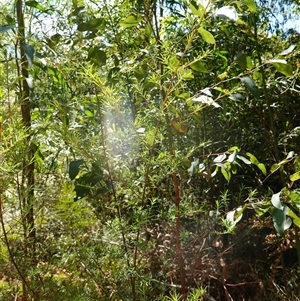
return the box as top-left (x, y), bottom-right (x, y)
top-left (237, 155), bottom-right (251, 164)
top-left (188, 2), bottom-right (203, 16)
top-left (120, 14), bottom-right (142, 28)
top-left (214, 154), bottom-right (227, 163)
top-left (227, 150), bottom-right (237, 163)
top-left (215, 6), bottom-right (238, 21)
top-left (290, 172), bottom-right (300, 182)
top-left (273, 62), bottom-right (293, 77)
top-left (25, 0), bottom-right (47, 12)
top-left (246, 152), bottom-right (259, 165)
top-left (221, 167), bottom-right (231, 182)
top-left (198, 27), bottom-right (215, 44)
top-left (257, 163), bottom-right (267, 175)
top-left (279, 44), bottom-right (297, 56)
top-left (273, 204), bottom-right (292, 236)
top-left (241, 0), bottom-right (257, 12)
top-left (188, 158), bottom-right (199, 176)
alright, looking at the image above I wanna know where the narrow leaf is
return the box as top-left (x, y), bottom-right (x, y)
top-left (279, 45), bottom-right (297, 56)
top-left (188, 2), bottom-right (203, 16)
top-left (290, 172), bottom-right (300, 182)
top-left (237, 155), bottom-right (251, 164)
top-left (0, 24), bottom-right (16, 33)
top-left (227, 150), bottom-right (237, 163)
top-left (25, 0), bottom-right (47, 12)
top-left (22, 43), bottom-right (35, 67)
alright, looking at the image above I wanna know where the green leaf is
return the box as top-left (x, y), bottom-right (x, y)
top-left (120, 14), bottom-right (142, 28)
top-left (25, 0), bottom-right (47, 12)
top-left (273, 205), bottom-right (292, 236)
top-left (241, 76), bottom-right (260, 97)
top-left (227, 150), bottom-right (237, 163)
top-left (241, 0), bottom-right (257, 12)
top-left (190, 60), bottom-right (208, 73)
top-left (198, 27), bottom-right (215, 44)
top-left (237, 155), bottom-right (251, 165)
top-left (188, 158), bottom-right (199, 176)
top-left (290, 172), bottom-right (300, 182)
top-left (221, 167), bottom-right (231, 182)
top-left (235, 53), bottom-right (247, 68)
top-left (272, 62), bottom-right (293, 77)
top-left (69, 159), bottom-right (85, 180)
top-left (288, 207), bottom-right (300, 228)
top-left (188, 2), bottom-right (203, 16)
top-left (214, 154), bottom-right (227, 163)
top-left (0, 24), bottom-right (16, 33)
top-left (84, 110), bottom-right (94, 117)
top-left (246, 152), bottom-right (259, 165)
top-left (88, 48), bottom-right (107, 66)
top-left (257, 163), bottom-right (267, 176)
top-left (271, 191), bottom-right (283, 210)
top-left (77, 18), bottom-right (104, 31)
top-left (22, 43), bottom-right (35, 67)
top-left (279, 45), bottom-right (297, 56)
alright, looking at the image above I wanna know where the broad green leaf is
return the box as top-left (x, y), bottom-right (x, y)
top-left (190, 60), bottom-right (208, 73)
top-left (237, 155), bottom-right (251, 164)
top-left (279, 44), bottom-right (297, 56)
top-left (0, 24), bottom-right (16, 33)
top-left (215, 6), bottom-right (238, 21)
top-left (290, 172), bottom-right (300, 182)
top-left (246, 152), bottom-right (259, 165)
top-left (241, 0), bottom-right (257, 12)
top-left (271, 191), bottom-right (283, 210)
top-left (228, 146), bottom-right (240, 152)
top-left (198, 27), bottom-right (215, 44)
top-left (25, 0), bottom-right (47, 12)
top-left (88, 48), bottom-right (107, 66)
top-left (241, 77), bottom-right (260, 98)
top-left (272, 62), bottom-right (293, 77)
top-left (22, 43), bottom-right (35, 67)
top-left (69, 159), bottom-right (85, 180)
top-left (213, 154), bottom-right (227, 163)
top-left (84, 110), bottom-right (94, 117)
top-left (188, 2), bottom-right (203, 16)
top-left (120, 14), bottom-right (142, 28)
top-left (221, 167), bottom-right (231, 182)
top-left (77, 18), bottom-right (104, 31)
top-left (257, 163), bottom-right (267, 176)
top-left (227, 150), bottom-right (237, 163)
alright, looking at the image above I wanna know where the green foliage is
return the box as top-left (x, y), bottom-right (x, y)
top-left (1, 0), bottom-right (300, 300)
